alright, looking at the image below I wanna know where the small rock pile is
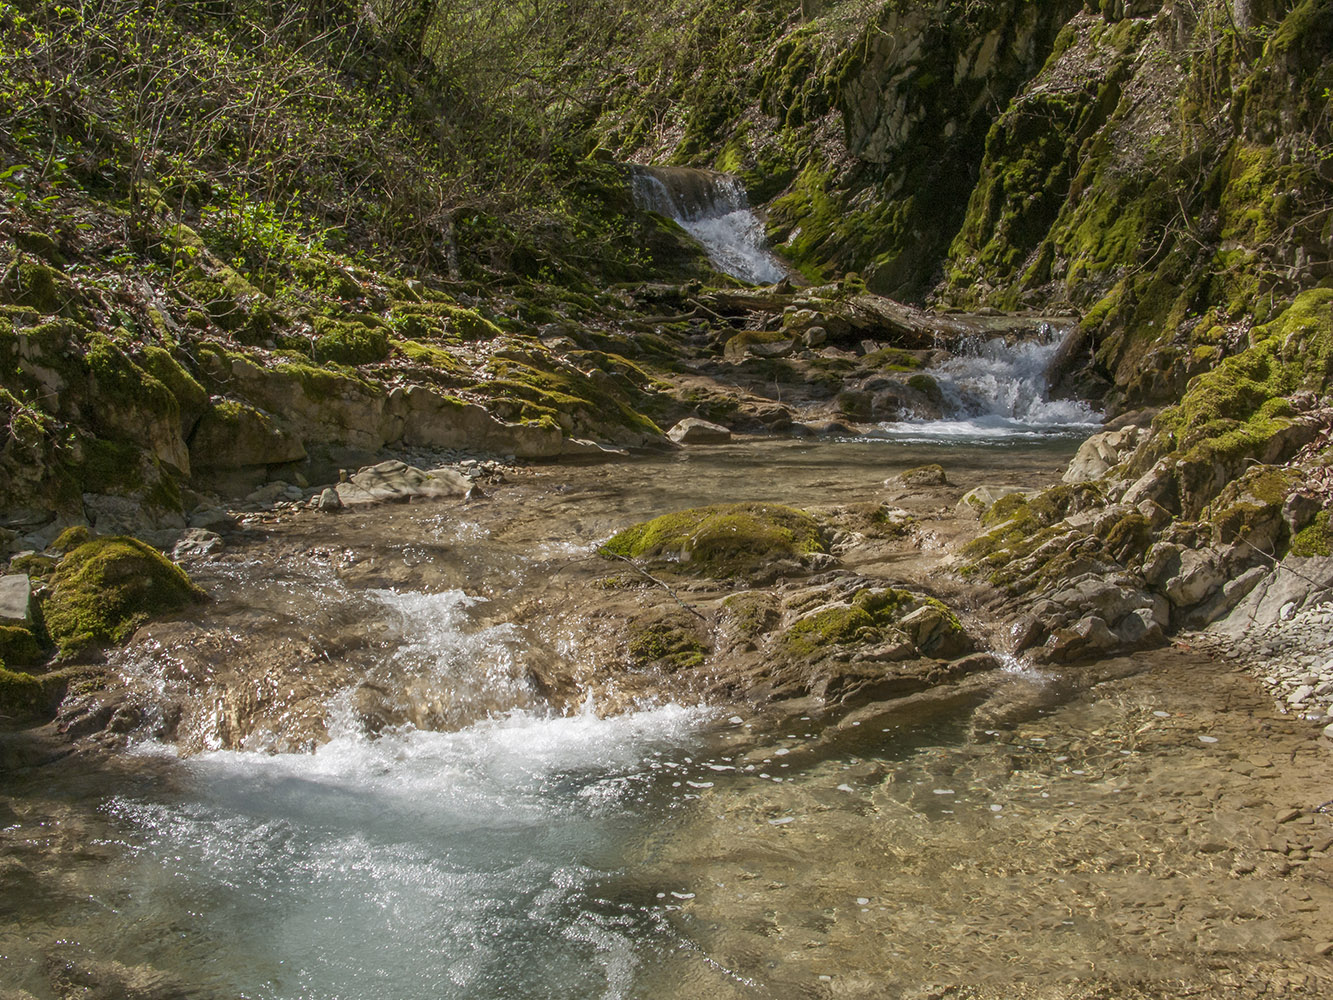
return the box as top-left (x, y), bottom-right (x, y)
top-left (1196, 600), bottom-right (1333, 742)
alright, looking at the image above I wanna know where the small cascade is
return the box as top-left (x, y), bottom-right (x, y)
top-left (631, 165), bottom-right (786, 285)
top-left (878, 324), bottom-right (1102, 439)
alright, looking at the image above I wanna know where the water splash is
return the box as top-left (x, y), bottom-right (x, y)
top-left (874, 324), bottom-right (1101, 441)
top-left (106, 702), bottom-right (713, 999)
top-left (631, 165), bottom-right (786, 285)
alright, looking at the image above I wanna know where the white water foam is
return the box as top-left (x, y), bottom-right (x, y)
top-left (632, 168), bottom-right (786, 285)
top-left (111, 701), bottom-right (713, 999)
top-left (872, 327), bottom-right (1101, 441)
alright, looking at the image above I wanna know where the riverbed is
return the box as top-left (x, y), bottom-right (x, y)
top-left (3, 434), bottom-right (1331, 999)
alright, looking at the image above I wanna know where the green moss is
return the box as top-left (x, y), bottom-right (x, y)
top-left (981, 493), bottom-right (1031, 529)
top-left (43, 537), bottom-right (206, 656)
top-left (723, 330), bottom-right (792, 359)
top-left (783, 587), bottom-right (914, 658)
top-left (0, 625), bottom-right (41, 668)
top-left (51, 526), bottom-right (92, 553)
top-left (862, 347), bottom-right (926, 371)
top-left (1, 256), bottom-right (74, 315)
top-left (477, 355), bottom-right (663, 438)
top-left (139, 346), bottom-right (208, 421)
top-left (312, 317), bottom-right (390, 366)
top-left (8, 553), bottom-right (58, 579)
top-left (627, 621), bottom-right (707, 672)
top-left (1291, 511), bottom-right (1333, 558)
top-left (722, 592), bottom-right (780, 637)
top-left (1136, 289), bottom-right (1333, 515)
top-left (785, 605), bottom-right (877, 655)
top-left (601, 502), bottom-right (824, 577)
top-left (1098, 511), bottom-right (1152, 562)
top-left (392, 339), bottom-right (470, 376)
top-left (0, 664), bottom-right (58, 719)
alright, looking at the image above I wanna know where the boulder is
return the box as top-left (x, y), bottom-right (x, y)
top-left (956, 485), bottom-right (1025, 518)
top-left (1163, 548), bottom-right (1226, 607)
top-left (190, 399), bottom-right (307, 471)
top-left (898, 603), bottom-right (972, 658)
top-left (1062, 426), bottom-right (1146, 483)
top-left (667, 418), bottom-right (732, 445)
top-left (187, 507), bottom-right (236, 531)
top-left (896, 463), bottom-right (948, 487)
top-left (43, 537), bottom-right (206, 655)
top-left (1049, 575), bottom-right (1165, 627)
top-left (1114, 608), bottom-right (1164, 648)
top-left (334, 461), bottom-right (470, 506)
top-left (0, 574), bottom-right (32, 625)
top-left (390, 385), bottom-right (565, 458)
top-left (1208, 556), bottom-right (1333, 638)
top-left (1042, 615), bottom-right (1120, 663)
top-left (602, 502), bottom-right (823, 578)
top-left (171, 529), bottom-right (223, 560)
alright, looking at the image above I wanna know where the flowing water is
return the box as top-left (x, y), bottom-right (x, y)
top-left (869, 326), bottom-right (1102, 442)
top-left (631, 166), bottom-right (787, 285)
top-left (4, 437), bottom-right (1332, 995)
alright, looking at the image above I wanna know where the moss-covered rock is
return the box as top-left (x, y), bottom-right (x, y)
top-left (1292, 511), bottom-right (1333, 557)
top-left (311, 316), bottom-right (391, 366)
top-left (42, 537), bottom-right (206, 656)
top-left (1128, 289), bottom-right (1333, 516)
top-left (51, 525), bottom-right (93, 553)
top-left (601, 502), bottom-right (825, 577)
top-left (190, 398), bottom-right (307, 471)
top-left (783, 588), bottom-right (969, 660)
top-left (0, 625), bottom-right (41, 668)
top-left (627, 618), bottom-right (708, 672)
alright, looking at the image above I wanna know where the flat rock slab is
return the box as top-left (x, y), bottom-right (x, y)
top-left (668, 418), bottom-right (732, 445)
top-left (1209, 556), bottom-right (1333, 639)
top-left (0, 573), bottom-right (33, 625)
top-left (334, 461), bottom-right (470, 506)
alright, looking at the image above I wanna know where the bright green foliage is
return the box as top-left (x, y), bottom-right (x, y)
top-left (43, 537), bottom-right (206, 656)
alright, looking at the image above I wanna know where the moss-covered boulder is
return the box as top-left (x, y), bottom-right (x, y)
top-left (784, 588), bottom-right (971, 661)
top-left (0, 625), bottom-right (42, 668)
top-left (43, 538), bottom-right (206, 656)
top-left (601, 503), bottom-right (825, 577)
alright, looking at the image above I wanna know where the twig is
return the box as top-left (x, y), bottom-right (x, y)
top-left (599, 549), bottom-right (708, 622)
top-left (1236, 535), bottom-right (1330, 590)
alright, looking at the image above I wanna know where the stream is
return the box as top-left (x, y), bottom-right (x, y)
top-left (3, 428), bottom-right (1331, 998)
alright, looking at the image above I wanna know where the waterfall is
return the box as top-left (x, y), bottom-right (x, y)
top-left (631, 165), bottom-right (786, 285)
top-left (877, 324), bottom-right (1102, 439)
